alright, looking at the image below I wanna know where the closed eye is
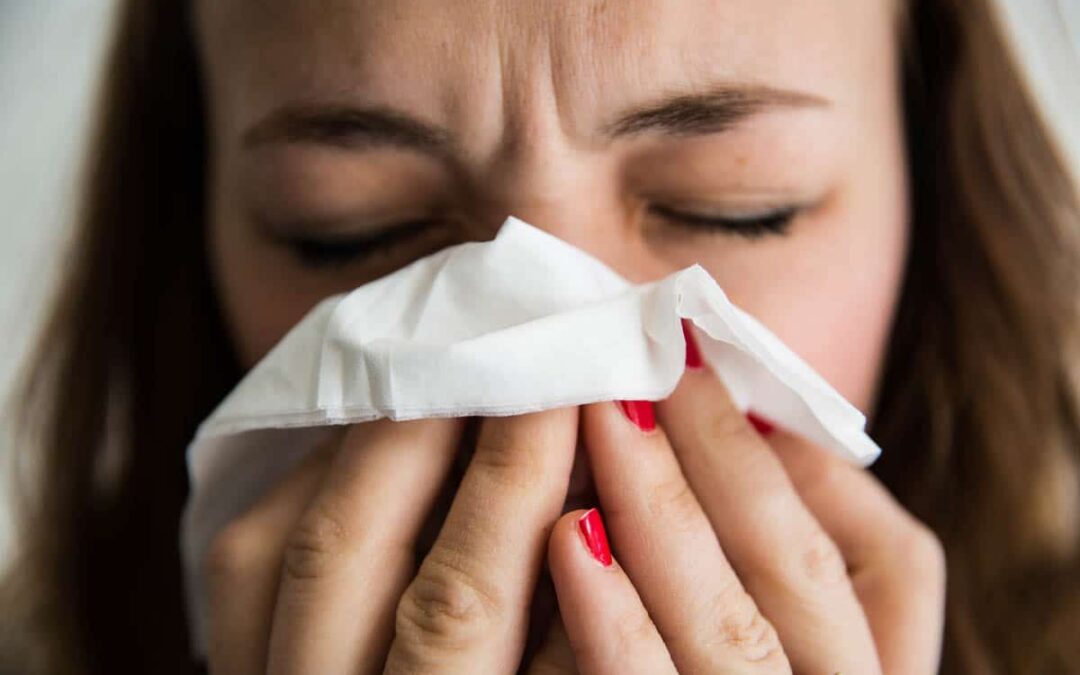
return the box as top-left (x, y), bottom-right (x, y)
top-left (272, 202), bottom-right (798, 270)
top-left (649, 203), bottom-right (799, 238)
top-left (272, 218), bottom-right (438, 268)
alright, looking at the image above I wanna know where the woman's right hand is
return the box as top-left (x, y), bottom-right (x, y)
top-left (202, 408), bottom-right (582, 674)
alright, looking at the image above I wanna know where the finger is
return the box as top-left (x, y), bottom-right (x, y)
top-left (581, 401), bottom-right (790, 673)
top-left (524, 614), bottom-right (579, 675)
top-left (266, 417), bottom-right (464, 675)
top-left (770, 433), bottom-right (946, 674)
top-left (547, 508), bottom-right (678, 675)
top-left (204, 433), bottom-right (338, 675)
top-left (655, 328), bottom-right (882, 674)
top-left (384, 408), bottom-right (579, 674)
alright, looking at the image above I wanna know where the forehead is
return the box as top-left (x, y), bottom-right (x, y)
top-left (196, 0), bottom-right (894, 147)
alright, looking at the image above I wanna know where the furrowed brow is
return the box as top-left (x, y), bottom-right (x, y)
top-left (603, 84), bottom-right (828, 138)
top-left (242, 104), bottom-right (456, 157)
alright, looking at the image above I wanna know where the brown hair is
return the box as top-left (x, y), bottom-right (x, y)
top-left (2, 0), bottom-right (1078, 672)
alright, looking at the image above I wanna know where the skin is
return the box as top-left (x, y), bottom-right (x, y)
top-left (195, 0), bottom-right (945, 672)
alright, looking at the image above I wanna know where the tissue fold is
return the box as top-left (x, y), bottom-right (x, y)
top-left (181, 215), bottom-right (881, 655)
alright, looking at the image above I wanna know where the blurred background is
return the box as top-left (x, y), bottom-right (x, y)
top-left (0, 0), bottom-right (1078, 565)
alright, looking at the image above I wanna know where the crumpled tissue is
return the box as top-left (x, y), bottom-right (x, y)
top-left (180, 215), bottom-right (881, 655)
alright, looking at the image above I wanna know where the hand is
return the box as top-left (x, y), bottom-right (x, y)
top-left (202, 408), bottom-right (583, 674)
top-left (546, 362), bottom-right (947, 673)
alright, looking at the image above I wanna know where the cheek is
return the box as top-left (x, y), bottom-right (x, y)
top-left (210, 220), bottom-right (301, 368)
top-left (762, 265), bottom-right (903, 416)
top-left (712, 204), bottom-right (908, 415)
top-left (209, 203), bottom-right (352, 368)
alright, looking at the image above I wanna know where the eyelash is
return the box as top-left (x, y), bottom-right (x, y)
top-left (648, 204), bottom-right (799, 239)
top-left (277, 218), bottom-right (437, 269)
top-left (280, 205), bottom-right (798, 268)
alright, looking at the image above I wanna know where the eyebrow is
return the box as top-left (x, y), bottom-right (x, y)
top-left (242, 104), bottom-right (457, 155)
top-left (602, 84), bottom-right (827, 137)
top-left (241, 83), bottom-right (827, 154)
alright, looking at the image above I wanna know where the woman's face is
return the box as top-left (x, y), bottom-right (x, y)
top-left (196, 0), bottom-right (908, 415)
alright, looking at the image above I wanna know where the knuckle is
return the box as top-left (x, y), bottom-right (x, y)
top-left (613, 604), bottom-right (662, 658)
top-left (394, 552), bottom-right (502, 658)
top-left (577, 602), bottom-right (657, 669)
top-left (791, 527), bottom-right (850, 589)
top-left (470, 433), bottom-right (547, 492)
top-left (466, 412), bottom-right (577, 495)
top-left (203, 517), bottom-right (268, 584)
top-left (704, 405), bottom-right (764, 448)
top-left (703, 592), bottom-right (789, 670)
top-left (721, 608), bottom-right (789, 670)
top-left (281, 500), bottom-right (351, 582)
top-left (648, 476), bottom-right (702, 527)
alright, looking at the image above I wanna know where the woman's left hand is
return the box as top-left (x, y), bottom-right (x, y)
top-left (545, 357), bottom-right (947, 674)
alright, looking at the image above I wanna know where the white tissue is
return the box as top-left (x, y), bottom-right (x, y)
top-left (180, 215), bottom-right (881, 655)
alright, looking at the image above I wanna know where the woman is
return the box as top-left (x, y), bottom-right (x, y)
top-left (2, 0), bottom-right (1078, 672)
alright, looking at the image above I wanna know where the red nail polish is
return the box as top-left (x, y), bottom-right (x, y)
top-left (617, 400), bottom-right (656, 432)
top-left (577, 508), bottom-right (612, 566)
top-left (681, 319), bottom-right (703, 370)
top-left (746, 411), bottom-right (776, 436)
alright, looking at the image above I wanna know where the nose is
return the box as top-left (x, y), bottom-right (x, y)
top-left (463, 150), bottom-right (670, 285)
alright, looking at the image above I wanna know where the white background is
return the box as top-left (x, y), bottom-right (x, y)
top-left (1, 0), bottom-right (1078, 562)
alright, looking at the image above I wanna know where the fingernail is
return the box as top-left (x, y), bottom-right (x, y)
top-left (746, 411), bottom-right (776, 436)
top-left (681, 319), bottom-right (703, 370)
top-left (617, 400), bottom-right (656, 432)
top-left (577, 508), bottom-right (612, 567)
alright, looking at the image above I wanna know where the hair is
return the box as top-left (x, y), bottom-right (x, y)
top-left (1, 0), bottom-right (1078, 672)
